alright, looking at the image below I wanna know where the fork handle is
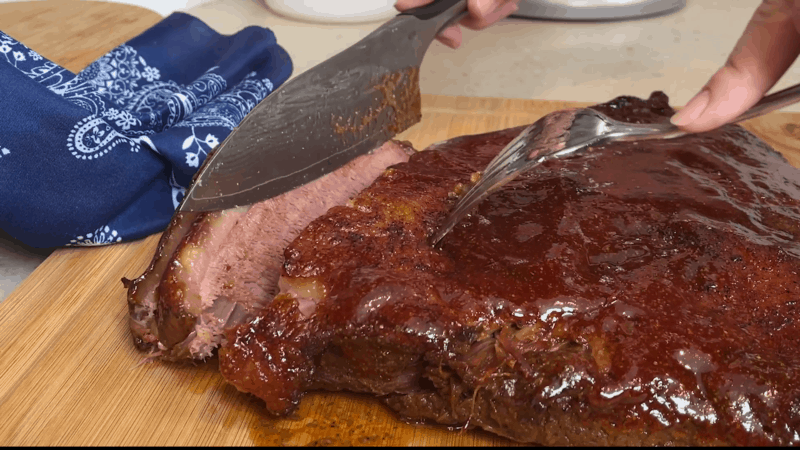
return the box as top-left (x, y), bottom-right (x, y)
top-left (735, 82), bottom-right (800, 123)
top-left (615, 82), bottom-right (800, 142)
top-left (610, 122), bottom-right (685, 142)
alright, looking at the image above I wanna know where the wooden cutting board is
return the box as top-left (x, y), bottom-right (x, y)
top-left (2, 1), bottom-right (800, 446)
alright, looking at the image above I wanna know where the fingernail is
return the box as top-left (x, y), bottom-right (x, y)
top-left (476, 0), bottom-right (494, 16)
top-left (438, 26), bottom-right (461, 48)
top-left (502, 0), bottom-right (519, 14)
top-left (671, 90), bottom-right (710, 127)
top-left (506, 1), bottom-right (519, 14)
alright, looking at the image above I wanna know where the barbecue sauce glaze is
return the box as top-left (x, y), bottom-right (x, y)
top-left (224, 92), bottom-right (800, 445)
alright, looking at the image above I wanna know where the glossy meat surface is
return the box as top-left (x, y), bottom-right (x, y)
top-left (221, 93), bottom-right (800, 445)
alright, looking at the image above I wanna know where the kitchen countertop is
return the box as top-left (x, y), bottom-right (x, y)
top-left (1, 0), bottom-right (798, 302)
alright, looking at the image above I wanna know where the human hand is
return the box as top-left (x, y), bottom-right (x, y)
top-left (394, 0), bottom-right (520, 49)
top-left (670, 0), bottom-right (800, 133)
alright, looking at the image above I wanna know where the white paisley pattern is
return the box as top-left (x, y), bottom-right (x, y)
top-left (182, 128), bottom-right (219, 168)
top-left (67, 115), bottom-right (138, 160)
top-left (169, 170), bottom-right (186, 209)
top-left (173, 72), bottom-right (274, 171)
top-left (67, 225), bottom-right (122, 246)
top-left (1, 31), bottom-right (275, 170)
top-left (174, 72), bottom-right (272, 130)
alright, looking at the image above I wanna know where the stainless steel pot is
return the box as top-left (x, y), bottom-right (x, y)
top-left (513, 0), bottom-right (685, 21)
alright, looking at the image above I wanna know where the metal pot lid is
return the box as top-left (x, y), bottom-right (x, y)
top-left (512, 0), bottom-right (685, 22)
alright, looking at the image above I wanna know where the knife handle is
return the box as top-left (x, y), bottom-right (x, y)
top-left (400, 0), bottom-right (467, 21)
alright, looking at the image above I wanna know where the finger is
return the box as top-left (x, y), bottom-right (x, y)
top-left (461, 0), bottom-right (520, 30)
top-left (393, 0), bottom-right (431, 11)
top-left (436, 25), bottom-right (462, 48)
top-left (671, 0), bottom-right (800, 133)
top-left (393, 0), bottom-right (464, 48)
top-left (474, 0), bottom-right (501, 17)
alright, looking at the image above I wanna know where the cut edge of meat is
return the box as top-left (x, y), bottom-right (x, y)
top-left (123, 211), bottom-right (200, 353)
top-left (125, 140), bottom-right (416, 361)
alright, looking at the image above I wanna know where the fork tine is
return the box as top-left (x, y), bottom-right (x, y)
top-left (429, 165), bottom-right (510, 245)
top-left (430, 124), bottom-right (540, 245)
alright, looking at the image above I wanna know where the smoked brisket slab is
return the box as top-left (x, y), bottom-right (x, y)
top-left (219, 93), bottom-right (800, 446)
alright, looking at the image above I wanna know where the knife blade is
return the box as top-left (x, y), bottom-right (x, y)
top-left (178, 0), bottom-right (468, 212)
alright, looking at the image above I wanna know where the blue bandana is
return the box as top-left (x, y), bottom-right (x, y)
top-left (0, 12), bottom-right (292, 248)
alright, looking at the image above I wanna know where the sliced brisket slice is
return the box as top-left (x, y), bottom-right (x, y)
top-left (124, 141), bottom-right (415, 360)
top-left (220, 92), bottom-right (800, 445)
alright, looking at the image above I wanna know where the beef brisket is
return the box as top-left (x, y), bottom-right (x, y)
top-left (219, 92), bottom-right (800, 445)
top-left (124, 141), bottom-right (415, 360)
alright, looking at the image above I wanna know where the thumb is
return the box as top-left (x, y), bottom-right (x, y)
top-left (671, 0), bottom-right (800, 133)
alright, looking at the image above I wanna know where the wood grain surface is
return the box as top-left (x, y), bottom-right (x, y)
top-left (1, 1), bottom-right (800, 446)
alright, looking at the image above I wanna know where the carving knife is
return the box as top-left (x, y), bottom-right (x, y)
top-left (178, 0), bottom-right (468, 212)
